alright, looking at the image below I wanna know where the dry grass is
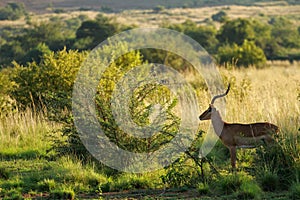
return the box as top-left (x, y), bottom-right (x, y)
top-left (104, 4), bottom-right (300, 27)
top-left (2, 4), bottom-right (300, 28)
top-left (193, 63), bottom-right (300, 141)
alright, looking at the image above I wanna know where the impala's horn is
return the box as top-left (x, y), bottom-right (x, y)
top-left (211, 84), bottom-right (231, 104)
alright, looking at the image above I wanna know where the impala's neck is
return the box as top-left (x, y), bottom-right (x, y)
top-left (211, 108), bottom-right (225, 137)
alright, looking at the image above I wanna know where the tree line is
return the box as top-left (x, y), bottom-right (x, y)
top-left (1, 11), bottom-right (300, 68)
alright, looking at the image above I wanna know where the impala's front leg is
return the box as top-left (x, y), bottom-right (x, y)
top-left (229, 146), bottom-right (236, 169)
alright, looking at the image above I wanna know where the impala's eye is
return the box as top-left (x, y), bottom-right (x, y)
top-left (208, 107), bottom-right (212, 112)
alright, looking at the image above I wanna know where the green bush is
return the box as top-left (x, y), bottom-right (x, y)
top-left (0, 69), bottom-right (17, 115)
top-left (217, 40), bottom-right (266, 67)
top-left (10, 48), bottom-right (87, 111)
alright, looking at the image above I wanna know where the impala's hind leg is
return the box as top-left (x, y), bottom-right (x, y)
top-left (229, 146), bottom-right (237, 170)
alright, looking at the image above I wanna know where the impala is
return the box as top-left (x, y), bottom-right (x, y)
top-left (199, 84), bottom-right (279, 169)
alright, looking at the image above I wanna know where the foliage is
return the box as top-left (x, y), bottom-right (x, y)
top-left (74, 14), bottom-right (128, 50)
top-left (0, 21), bottom-right (75, 66)
top-left (21, 43), bottom-right (51, 64)
top-left (10, 48), bottom-right (87, 111)
top-left (217, 18), bottom-right (255, 46)
top-left (0, 69), bottom-right (17, 115)
top-left (217, 40), bottom-right (266, 67)
top-left (166, 20), bottom-right (218, 53)
top-left (0, 2), bottom-right (27, 21)
top-left (269, 17), bottom-right (300, 49)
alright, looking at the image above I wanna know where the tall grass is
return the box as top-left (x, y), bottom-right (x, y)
top-left (0, 108), bottom-right (61, 155)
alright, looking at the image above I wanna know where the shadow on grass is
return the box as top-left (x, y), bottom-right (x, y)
top-left (0, 150), bottom-right (44, 160)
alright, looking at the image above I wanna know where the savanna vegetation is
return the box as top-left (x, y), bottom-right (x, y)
top-left (0, 1), bottom-right (299, 199)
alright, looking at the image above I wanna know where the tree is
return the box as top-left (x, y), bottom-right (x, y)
top-left (165, 20), bottom-right (218, 53)
top-left (212, 10), bottom-right (229, 23)
top-left (0, 21), bottom-right (75, 66)
top-left (269, 17), bottom-right (300, 49)
top-left (20, 22), bottom-right (68, 51)
top-left (0, 2), bottom-right (27, 21)
top-left (75, 14), bottom-right (123, 50)
top-left (217, 18), bottom-right (255, 45)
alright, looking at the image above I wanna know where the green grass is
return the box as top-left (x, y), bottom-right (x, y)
top-left (0, 109), bottom-right (61, 157)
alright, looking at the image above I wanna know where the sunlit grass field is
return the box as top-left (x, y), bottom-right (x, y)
top-left (0, 63), bottom-right (299, 199)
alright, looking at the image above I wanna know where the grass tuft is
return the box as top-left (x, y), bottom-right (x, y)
top-left (50, 188), bottom-right (75, 200)
top-left (257, 170), bottom-right (279, 192)
top-left (236, 181), bottom-right (262, 199)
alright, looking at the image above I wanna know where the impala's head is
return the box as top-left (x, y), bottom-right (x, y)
top-left (199, 84), bottom-right (231, 121)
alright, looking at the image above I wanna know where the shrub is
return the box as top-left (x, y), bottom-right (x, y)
top-left (217, 40), bottom-right (266, 67)
top-left (10, 48), bottom-right (87, 112)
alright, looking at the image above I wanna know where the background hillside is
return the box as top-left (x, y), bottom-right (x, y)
top-left (0, 0), bottom-right (299, 13)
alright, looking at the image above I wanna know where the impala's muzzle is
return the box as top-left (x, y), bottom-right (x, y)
top-left (199, 107), bottom-right (212, 120)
